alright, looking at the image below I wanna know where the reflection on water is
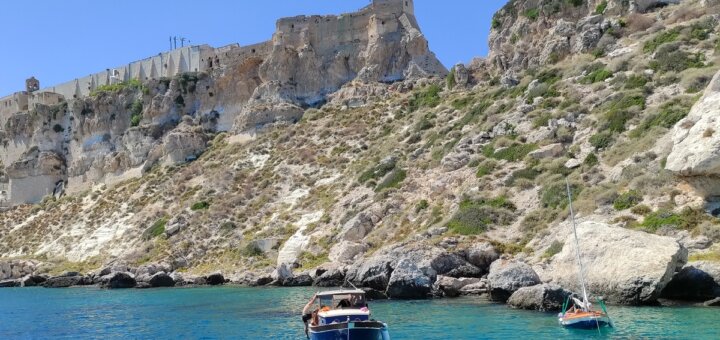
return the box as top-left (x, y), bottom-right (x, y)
top-left (1, 287), bottom-right (718, 339)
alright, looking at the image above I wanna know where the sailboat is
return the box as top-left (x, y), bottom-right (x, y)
top-left (557, 179), bottom-right (614, 329)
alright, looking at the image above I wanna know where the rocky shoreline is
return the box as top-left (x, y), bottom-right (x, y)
top-left (2, 222), bottom-right (719, 310)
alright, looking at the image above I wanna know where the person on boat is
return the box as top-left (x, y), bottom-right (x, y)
top-left (336, 299), bottom-right (352, 309)
top-left (302, 293), bottom-right (318, 338)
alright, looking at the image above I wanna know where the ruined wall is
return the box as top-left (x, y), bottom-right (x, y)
top-left (39, 45), bottom-right (212, 100)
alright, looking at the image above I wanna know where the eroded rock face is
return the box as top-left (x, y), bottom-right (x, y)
top-left (666, 70), bottom-right (720, 196)
top-left (546, 221), bottom-right (687, 305)
top-left (487, 259), bottom-right (541, 302)
top-left (0, 0), bottom-right (446, 207)
top-left (507, 283), bottom-right (572, 312)
top-left (662, 261), bottom-right (720, 301)
top-left (342, 243), bottom-right (479, 298)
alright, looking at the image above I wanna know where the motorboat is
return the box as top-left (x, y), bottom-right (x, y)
top-left (304, 289), bottom-right (390, 340)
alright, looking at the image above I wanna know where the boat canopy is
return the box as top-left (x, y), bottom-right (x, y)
top-left (315, 290), bottom-right (367, 310)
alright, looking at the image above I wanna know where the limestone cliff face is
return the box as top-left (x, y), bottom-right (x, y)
top-left (666, 70), bottom-right (720, 195)
top-left (0, 0), bottom-right (445, 206)
top-left (485, 0), bottom-right (686, 76)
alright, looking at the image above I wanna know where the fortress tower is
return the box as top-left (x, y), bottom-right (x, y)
top-left (372, 0), bottom-right (414, 16)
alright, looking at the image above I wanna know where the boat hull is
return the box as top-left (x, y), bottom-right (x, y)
top-left (559, 314), bottom-right (612, 329)
top-left (310, 321), bottom-right (390, 340)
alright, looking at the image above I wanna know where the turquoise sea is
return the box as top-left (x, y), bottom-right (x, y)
top-left (0, 286), bottom-right (718, 339)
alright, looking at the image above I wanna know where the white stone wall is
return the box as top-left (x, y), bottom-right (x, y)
top-left (36, 45), bottom-right (211, 100)
top-left (8, 175), bottom-right (61, 205)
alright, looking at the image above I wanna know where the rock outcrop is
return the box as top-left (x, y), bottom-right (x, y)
top-left (344, 243), bottom-right (480, 299)
top-left (487, 259), bottom-right (541, 302)
top-left (662, 261), bottom-right (720, 301)
top-left (666, 70), bottom-right (720, 196)
top-left (507, 283), bottom-right (572, 312)
top-left (545, 221), bottom-right (687, 305)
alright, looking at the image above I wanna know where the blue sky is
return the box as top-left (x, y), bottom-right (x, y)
top-left (0, 0), bottom-right (507, 96)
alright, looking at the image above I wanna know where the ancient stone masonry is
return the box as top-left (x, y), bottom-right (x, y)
top-left (0, 0), bottom-right (446, 207)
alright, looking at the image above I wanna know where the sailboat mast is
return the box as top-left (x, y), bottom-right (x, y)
top-left (566, 179), bottom-right (590, 309)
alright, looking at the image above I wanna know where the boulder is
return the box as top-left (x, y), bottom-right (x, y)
top-left (386, 259), bottom-right (432, 299)
top-left (466, 242), bottom-right (499, 274)
top-left (662, 261), bottom-right (720, 301)
top-left (105, 272), bottom-right (137, 289)
top-left (634, 0), bottom-right (682, 12)
top-left (546, 221), bottom-right (687, 305)
top-left (205, 273), bottom-right (225, 286)
top-left (487, 259), bottom-right (541, 302)
top-left (329, 241), bottom-right (368, 263)
top-left (666, 70), bottom-right (720, 196)
top-left (460, 280), bottom-right (488, 295)
top-left (507, 284), bottom-right (572, 312)
top-left (565, 159), bottom-right (582, 169)
top-left (283, 273), bottom-right (313, 287)
top-left (0, 279), bottom-right (19, 288)
top-left (148, 272), bottom-right (175, 288)
top-left (345, 243), bottom-right (476, 294)
top-left (44, 273), bottom-right (84, 288)
top-left (704, 297), bottom-right (720, 307)
top-left (528, 143), bottom-right (564, 160)
top-left (135, 282), bottom-right (152, 289)
top-left (313, 265), bottom-right (347, 287)
top-left (271, 263), bottom-right (293, 285)
top-left (433, 276), bottom-right (481, 298)
top-left (20, 275), bottom-right (46, 287)
top-left (362, 287), bottom-right (388, 300)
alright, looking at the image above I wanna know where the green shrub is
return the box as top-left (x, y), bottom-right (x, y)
top-left (130, 100), bottom-right (143, 127)
top-left (566, 0), bottom-right (584, 6)
top-left (635, 208), bottom-right (709, 232)
top-left (90, 79), bottom-right (145, 96)
top-left (613, 190), bottom-right (643, 210)
top-left (174, 95), bottom-right (185, 107)
top-left (408, 84), bottom-right (442, 112)
top-left (359, 158), bottom-right (397, 183)
top-left (375, 168), bottom-right (407, 191)
top-left (506, 167), bottom-right (541, 186)
top-left (490, 143), bottom-right (538, 162)
top-left (625, 75), bottom-right (649, 89)
top-left (416, 200), bottom-right (429, 213)
top-left (540, 182), bottom-right (582, 209)
top-left (532, 111), bottom-right (552, 128)
top-left (492, 17), bottom-right (502, 29)
top-left (144, 218), bottom-right (167, 239)
top-left (52, 124), bottom-right (64, 133)
top-left (543, 240), bottom-right (564, 259)
top-left (589, 131), bottom-right (614, 149)
top-left (595, 0), bottom-right (608, 14)
top-left (446, 196), bottom-right (517, 235)
top-left (650, 45), bottom-right (705, 73)
top-left (581, 68), bottom-right (613, 84)
top-left (689, 20), bottom-right (713, 41)
top-left (524, 8), bottom-right (540, 21)
top-left (476, 160), bottom-right (497, 178)
top-left (191, 201), bottom-right (210, 211)
top-left (536, 68), bottom-right (562, 84)
top-left (241, 243), bottom-right (263, 257)
top-left (584, 153), bottom-right (599, 166)
top-left (643, 28), bottom-right (680, 53)
top-left (631, 97), bottom-right (694, 138)
top-left (446, 68), bottom-right (457, 89)
top-left (631, 204), bottom-right (652, 215)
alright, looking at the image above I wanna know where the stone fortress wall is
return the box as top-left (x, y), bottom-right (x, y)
top-left (0, 0), bottom-right (426, 208)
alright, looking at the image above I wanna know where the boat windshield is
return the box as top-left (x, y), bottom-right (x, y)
top-left (318, 293), bottom-right (366, 310)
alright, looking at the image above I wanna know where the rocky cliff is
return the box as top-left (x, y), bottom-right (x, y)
top-left (2, 0), bottom-right (720, 306)
top-left (0, 0), bottom-right (446, 206)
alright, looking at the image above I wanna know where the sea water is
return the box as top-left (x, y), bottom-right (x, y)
top-left (0, 286), bottom-right (718, 339)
